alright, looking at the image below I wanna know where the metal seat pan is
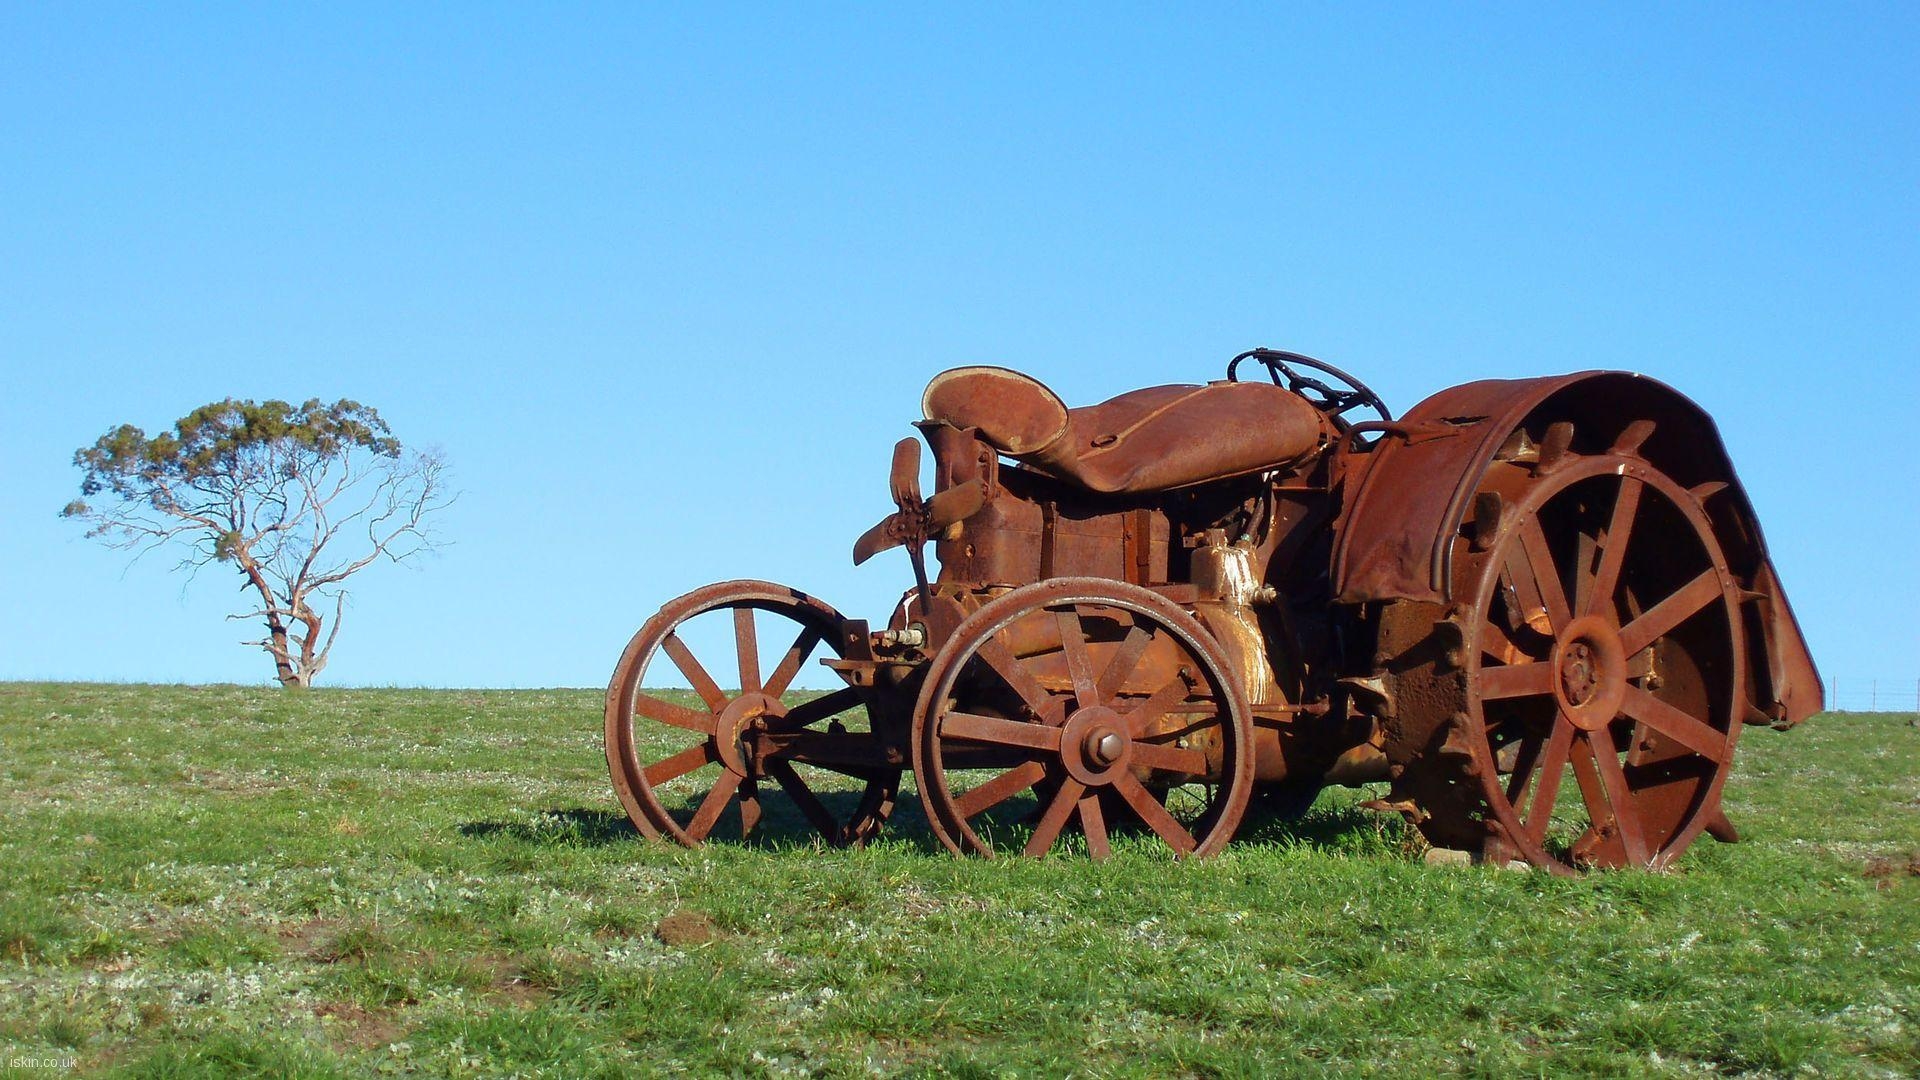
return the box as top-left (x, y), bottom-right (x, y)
top-left (923, 366), bottom-right (1329, 495)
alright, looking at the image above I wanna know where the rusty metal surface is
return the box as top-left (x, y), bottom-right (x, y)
top-left (926, 368), bottom-right (1332, 494)
top-left (909, 577), bottom-right (1254, 859)
top-left (603, 349), bottom-right (1818, 871)
top-left (1330, 370), bottom-right (1820, 728)
top-left (605, 580), bottom-right (900, 847)
top-left (1367, 447), bottom-right (1750, 873)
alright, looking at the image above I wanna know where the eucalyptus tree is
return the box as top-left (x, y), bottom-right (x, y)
top-left (63, 398), bottom-right (451, 687)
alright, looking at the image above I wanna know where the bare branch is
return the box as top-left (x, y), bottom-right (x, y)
top-left (64, 398), bottom-right (451, 687)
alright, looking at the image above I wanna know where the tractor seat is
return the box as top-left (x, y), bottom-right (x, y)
top-left (922, 366), bottom-right (1330, 495)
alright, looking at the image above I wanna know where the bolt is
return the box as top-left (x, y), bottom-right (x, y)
top-left (874, 626), bottom-right (926, 648)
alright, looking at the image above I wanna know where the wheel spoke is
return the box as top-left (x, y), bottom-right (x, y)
top-left (1054, 607), bottom-right (1101, 709)
top-left (977, 632), bottom-right (1051, 714)
top-left (1479, 620), bottom-right (1535, 665)
top-left (1524, 719), bottom-right (1574, 842)
top-left (779, 686), bottom-right (863, 730)
top-left (633, 693), bottom-right (718, 734)
top-left (1079, 792), bottom-right (1111, 860)
top-left (1097, 623), bottom-right (1155, 700)
top-left (1023, 777), bottom-right (1086, 857)
top-left (1500, 558), bottom-right (1547, 637)
top-left (1502, 732), bottom-right (1545, 806)
top-left (766, 758), bottom-right (840, 841)
top-left (1586, 476), bottom-right (1642, 619)
top-left (684, 770), bottom-right (741, 841)
top-left (762, 626), bottom-right (824, 700)
top-left (1122, 675), bottom-right (1193, 737)
top-left (1573, 530), bottom-right (1600, 623)
top-left (951, 760), bottom-right (1048, 820)
top-left (1620, 685), bottom-right (1728, 759)
top-left (941, 711), bottom-right (1063, 754)
top-left (642, 742), bottom-right (714, 787)
top-left (1129, 738), bottom-right (1208, 775)
top-left (1619, 568), bottom-right (1722, 657)
top-left (1576, 727), bottom-right (1651, 865)
top-left (1478, 661), bottom-right (1554, 701)
top-left (738, 780), bottom-right (762, 839)
top-left (1112, 771), bottom-right (1197, 855)
top-left (1517, 516), bottom-right (1572, 633)
top-left (662, 633), bottom-right (728, 711)
top-left (733, 607), bottom-right (761, 695)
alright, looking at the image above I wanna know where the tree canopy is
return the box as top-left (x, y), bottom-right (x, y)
top-left (64, 398), bottom-right (450, 687)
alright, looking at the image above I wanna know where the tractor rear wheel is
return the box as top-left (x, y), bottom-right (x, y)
top-left (1419, 442), bottom-right (1746, 873)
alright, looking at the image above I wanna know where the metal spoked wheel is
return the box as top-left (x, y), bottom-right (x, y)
top-left (1455, 447), bottom-right (1745, 872)
top-left (910, 578), bottom-right (1254, 860)
top-left (605, 580), bottom-right (900, 848)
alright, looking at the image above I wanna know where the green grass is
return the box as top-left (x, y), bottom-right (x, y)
top-left (1, 683), bottom-right (1914, 1077)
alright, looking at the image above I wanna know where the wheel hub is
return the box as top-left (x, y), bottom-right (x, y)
top-left (1061, 705), bottom-right (1130, 785)
top-left (1560, 641), bottom-right (1599, 705)
top-left (1552, 614), bottom-right (1627, 731)
top-left (714, 692), bottom-right (783, 775)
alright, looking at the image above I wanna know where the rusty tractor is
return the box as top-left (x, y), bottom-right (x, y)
top-left (605, 350), bottom-right (1820, 872)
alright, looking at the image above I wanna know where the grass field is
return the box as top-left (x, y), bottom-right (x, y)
top-left (1, 683), bottom-right (1914, 1077)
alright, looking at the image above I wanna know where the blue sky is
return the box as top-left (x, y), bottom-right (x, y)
top-left (2, 4), bottom-right (1913, 690)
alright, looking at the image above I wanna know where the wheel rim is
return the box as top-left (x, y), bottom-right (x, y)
top-left (1466, 456), bottom-right (1744, 871)
top-left (910, 579), bottom-right (1254, 860)
top-left (605, 581), bottom-right (899, 848)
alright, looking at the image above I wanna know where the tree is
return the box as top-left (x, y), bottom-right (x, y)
top-left (62, 398), bottom-right (451, 687)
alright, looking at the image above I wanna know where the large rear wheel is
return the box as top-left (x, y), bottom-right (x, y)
top-left (1447, 442), bottom-right (1745, 872)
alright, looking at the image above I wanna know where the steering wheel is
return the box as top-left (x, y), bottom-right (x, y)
top-left (1226, 348), bottom-right (1392, 425)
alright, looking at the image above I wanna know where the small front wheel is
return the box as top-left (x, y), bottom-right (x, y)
top-left (605, 580), bottom-right (899, 848)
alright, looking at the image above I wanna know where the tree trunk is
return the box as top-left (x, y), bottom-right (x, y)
top-left (265, 614), bottom-right (301, 687)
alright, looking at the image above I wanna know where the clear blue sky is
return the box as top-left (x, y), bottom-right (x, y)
top-left (2, 5), bottom-right (1913, 690)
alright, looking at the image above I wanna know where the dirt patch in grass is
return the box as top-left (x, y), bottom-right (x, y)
top-left (278, 917), bottom-right (344, 956)
top-left (490, 974), bottom-right (547, 1008)
top-left (1862, 851), bottom-right (1920, 888)
top-left (466, 951), bottom-right (551, 1007)
top-left (313, 1001), bottom-right (405, 1050)
top-left (281, 918), bottom-right (391, 964)
top-left (654, 910), bottom-right (717, 947)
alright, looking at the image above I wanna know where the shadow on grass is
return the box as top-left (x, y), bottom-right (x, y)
top-left (1234, 797), bottom-right (1409, 853)
top-left (460, 809), bottom-right (638, 846)
top-left (461, 786), bottom-right (1407, 859)
top-left (459, 794), bottom-right (954, 855)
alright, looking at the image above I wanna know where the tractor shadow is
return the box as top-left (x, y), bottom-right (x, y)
top-left (458, 790), bottom-right (956, 855)
top-left (459, 808), bottom-right (640, 846)
top-left (460, 787), bottom-right (1407, 858)
top-left (1233, 795), bottom-right (1413, 854)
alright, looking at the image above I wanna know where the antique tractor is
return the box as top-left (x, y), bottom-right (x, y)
top-left (604, 350), bottom-right (1821, 872)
